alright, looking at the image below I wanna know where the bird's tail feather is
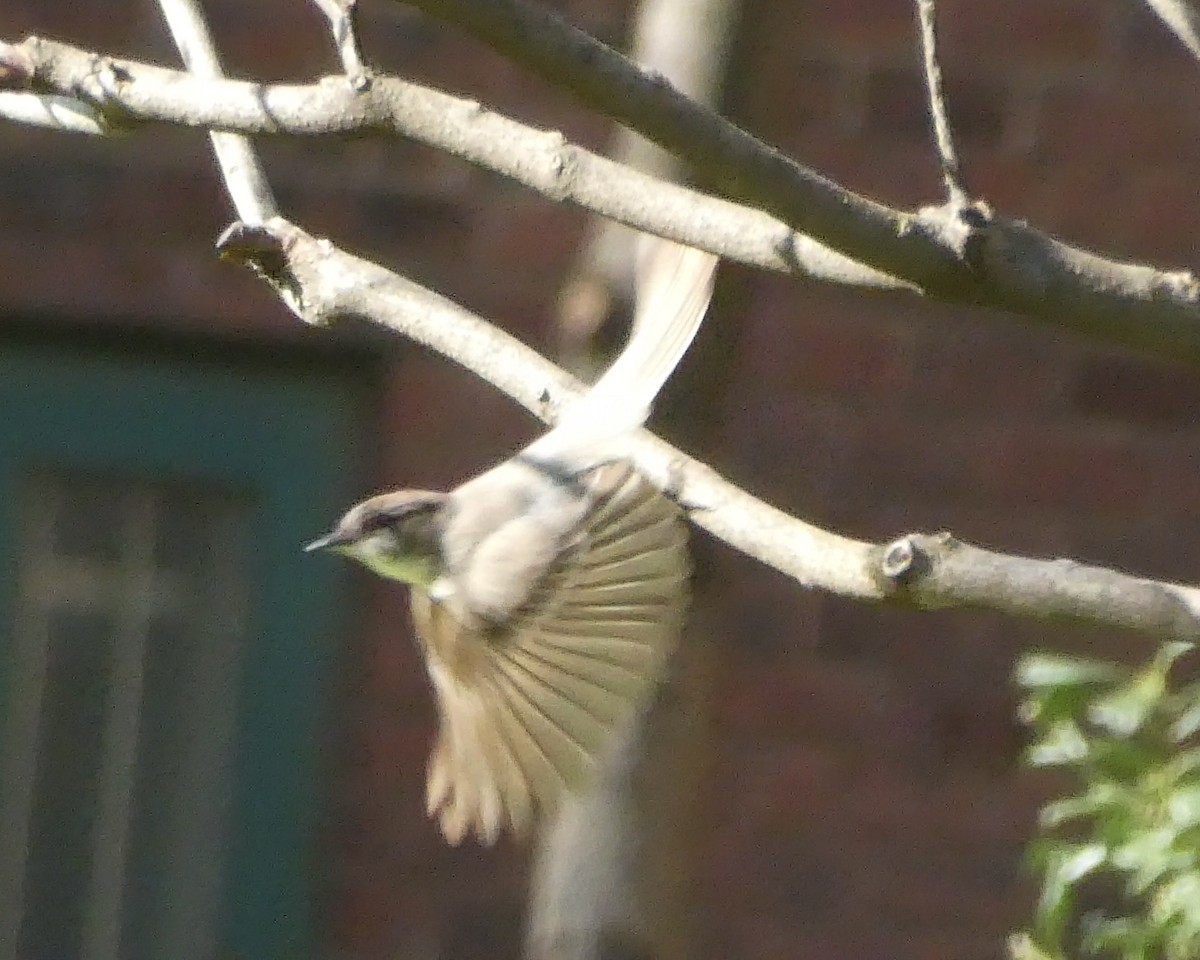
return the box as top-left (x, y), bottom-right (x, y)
top-left (531, 238), bottom-right (717, 458)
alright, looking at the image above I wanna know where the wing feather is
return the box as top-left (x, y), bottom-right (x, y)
top-left (491, 651), bottom-right (611, 753)
top-left (505, 643), bottom-right (631, 721)
top-left (412, 462), bottom-right (688, 844)
top-left (583, 481), bottom-right (664, 535)
top-left (485, 667), bottom-right (586, 792)
top-left (478, 669), bottom-right (570, 815)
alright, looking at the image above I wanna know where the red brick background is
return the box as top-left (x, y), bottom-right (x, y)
top-left (5, 2), bottom-right (1200, 959)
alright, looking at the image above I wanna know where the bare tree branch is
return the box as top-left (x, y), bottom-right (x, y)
top-left (914, 0), bottom-right (967, 206)
top-left (5, 21), bottom-right (1200, 644)
top-left (309, 0), bottom-right (371, 90)
top-left (387, 0), bottom-right (1200, 361)
top-left (0, 90), bottom-right (105, 132)
top-left (0, 35), bottom-right (901, 291)
top-left (5, 12), bottom-right (1200, 953)
top-left (209, 216), bottom-right (1200, 645)
top-left (6, 37), bottom-right (1200, 363)
top-left (395, 0), bottom-right (936, 280)
top-left (0, 29), bottom-right (102, 130)
top-left (155, 0), bottom-right (277, 225)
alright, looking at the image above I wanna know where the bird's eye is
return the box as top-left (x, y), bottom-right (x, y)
top-left (358, 510), bottom-right (392, 535)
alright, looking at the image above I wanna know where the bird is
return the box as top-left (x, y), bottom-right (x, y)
top-left (306, 240), bottom-right (718, 844)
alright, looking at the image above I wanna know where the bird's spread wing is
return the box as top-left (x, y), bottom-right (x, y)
top-left (410, 461), bottom-right (689, 844)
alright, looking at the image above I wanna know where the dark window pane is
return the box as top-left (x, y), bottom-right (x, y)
top-left (47, 476), bottom-right (126, 564)
top-left (153, 487), bottom-right (223, 579)
top-left (121, 613), bottom-right (239, 960)
top-left (9, 473), bottom-right (250, 960)
top-left (19, 608), bottom-right (114, 960)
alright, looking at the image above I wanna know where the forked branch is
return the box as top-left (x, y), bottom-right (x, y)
top-left (1, 17), bottom-right (1199, 645)
top-left (215, 216), bottom-right (1200, 644)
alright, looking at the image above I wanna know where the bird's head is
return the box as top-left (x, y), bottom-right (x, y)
top-left (306, 490), bottom-right (448, 587)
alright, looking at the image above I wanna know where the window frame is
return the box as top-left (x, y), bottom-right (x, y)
top-left (0, 339), bottom-right (362, 960)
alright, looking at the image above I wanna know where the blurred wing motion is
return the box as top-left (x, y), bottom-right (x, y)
top-left (412, 462), bottom-right (689, 844)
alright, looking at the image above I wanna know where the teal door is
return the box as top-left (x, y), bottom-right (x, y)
top-left (0, 339), bottom-right (362, 960)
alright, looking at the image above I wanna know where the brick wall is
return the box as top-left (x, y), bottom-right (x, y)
top-left (709, 2), bottom-right (1200, 958)
top-left (4, 2), bottom-right (1200, 959)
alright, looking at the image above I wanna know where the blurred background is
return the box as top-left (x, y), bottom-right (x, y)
top-left (3, 1), bottom-right (1200, 959)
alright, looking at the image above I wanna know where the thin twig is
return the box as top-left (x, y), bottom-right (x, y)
top-left (155, 0), bottom-right (278, 225)
top-left (0, 91), bottom-right (105, 133)
top-left (309, 0), bottom-right (371, 90)
top-left (915, 0), bottom-right (967, 205)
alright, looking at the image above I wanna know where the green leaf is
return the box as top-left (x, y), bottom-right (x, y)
top-left (1164, 747), bottom-right (1200, 782)
top-left (1090, 680), bottom-right (1161, 738)
top-left (1020, 641), bottom-right (1200, 958)
top-left (1150, 872), bottom-right (1200, 960)
top-left (1152, 871), bottom-right (1200, 923)
top-left (1027, 720), bottom-right (1090, 767)
top-left (1017, 653), bottom-right (1123, 690)
top-left (1082, 914), bottom-right (1152, 960)
top-left (1089, 738), bottom-right (1160, 784)
top-left (1008, 931), bottom-right (1060, 960)
top-left (1172, 693), bottom-right (1200, 742)
top-left (1087, 645), bottom-right (1191, 738)
top-left (1058, 843), bottom-right (1108, 884)
top-left (1039, 786), bottom-right (1123, 829)
top-left (1018, 654), bottom-right (1123, 727)
top-left (1153, 641), bottom-right (1194, 676)
top-left (1167, 785), bottom-right (1200, 829)
top-left (1035, 843), bottom-right (1107, 947)
top-left (1112, 829), bottom-right (1186, 895)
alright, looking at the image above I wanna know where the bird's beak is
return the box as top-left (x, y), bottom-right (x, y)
top-left (304, 531), bottom-right (349, 553)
